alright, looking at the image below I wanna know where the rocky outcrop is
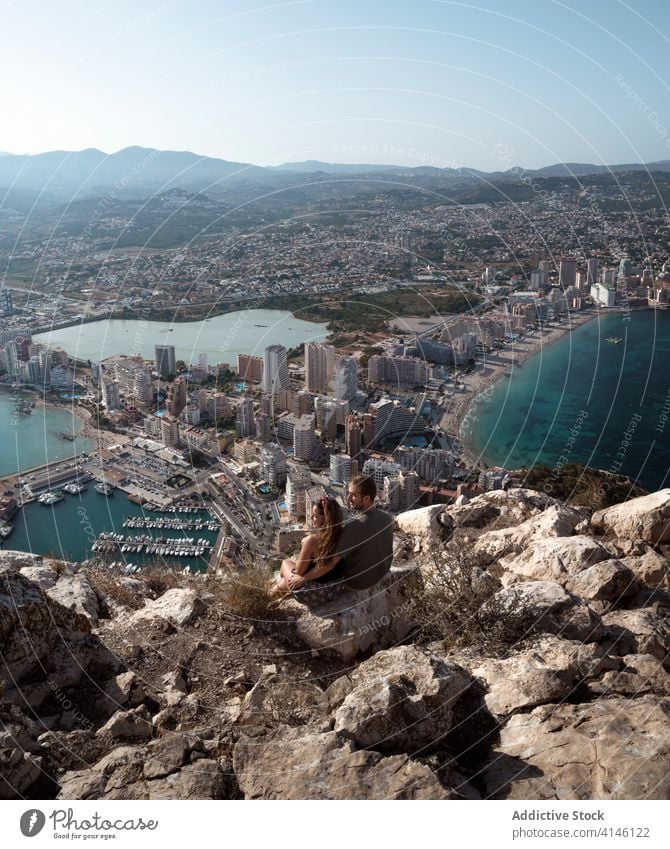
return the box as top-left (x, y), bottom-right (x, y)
top-left (330, 646), bottom-right (471, 754)
top-left (483, 698), bottom-right (670, 799)
top-left (126, 588), bottom-right (206, 628)
top-left (283, 566), bottom-right (417, 660)
top-left (58, 733), bottom-right (235, 800)
top-left (0, 697), bottom-right (44, 799)
top-left (2, 483), bottom-right (670, 802)
top-left (591, 489), bottom-right (670, 548)
top-left (233, 726), bottom-right (455, 799)
top-left (0, 569), bottom-right (118, 709)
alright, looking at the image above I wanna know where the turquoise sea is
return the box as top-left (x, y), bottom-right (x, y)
top-left (463, 310), bottom-right (670, 492)
top-left (0, 393), bottom-right (93, 476)
top-left (8, 486), bottom-right (217, 568)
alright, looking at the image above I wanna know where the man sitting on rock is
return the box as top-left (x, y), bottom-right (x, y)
top-left (288, 474), bottom-right (394, 593)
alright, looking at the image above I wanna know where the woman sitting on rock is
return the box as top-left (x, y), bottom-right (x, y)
top-left (270, 496), bottom-right (345, 598)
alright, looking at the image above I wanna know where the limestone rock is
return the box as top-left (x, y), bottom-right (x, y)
top-left (395, 506), bottom-right (446, 548)
top-left (500, 536), bottom-right (610, 583)
top-left (284, 566), bottom-right (417, 660)
top-left (233, 726), bottom-right (451, 799)
top-left (588, 653), bottom-right (670, 697)
top-left (128, 588), bottom-right (206, 628)
top-left (475, 505), bottom-right (584, 563)
top-left (332, 646), bottom-right (470, 754)
top-left (44, 572), bottom-right (100, 624)
top-left (0, 550), bottom-right (43, 571)
top-left (592, 489), bottom-right (670, 546)
top-left (0, 569), bottom-right (117, 709)
top-left (620, 550), bottom-right (670, 590)
top-left (103, 671), bottom-right (145, 709)
top-left (565, 560), bottom-right (637, 607)
top-left (0, 697), bottom-right (44, 799)
top-left (602, 609), bottom-right (670, 666)
top-left (473, 637), bottom-right (608, 717)
top-left (484, 580), bottom-right (603, 642)
top-left (97, 705), bottom-right (153, 741)
top-left (239, 677), bottom-right (326, 727)
top-left (58, 734), bottom-right (233, 800)
top-left (483, 697), bottom-right (670, 799)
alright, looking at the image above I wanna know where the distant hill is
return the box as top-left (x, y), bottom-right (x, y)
top-left (1, 146), bottom-right (669, 203)
top-left (0, 146), bottom-right (262, 202)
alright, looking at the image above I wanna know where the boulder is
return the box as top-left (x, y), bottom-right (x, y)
top-left (395, 506), bottom-right (447, 548)
top-left (0, 698), bottom-right (44, 799)
top-left (284, 566), bottom-right (417, 660)
top-left (475, 505), bottom-right (584, 565)
top-left (500, 536), bottom-right (610, 583)
top-left (44, 572), bottom-right (100, 624)
top-left (102, 671), bottom-right (145, 710)
top-left (0, 550), bottom-right (43, 571)
top-left (483, 697), bottom-right (670, 799)
top-left (588, 654), bottom-right (670, 697)
top-left (127, 588), bottom-right (206, 628)
top-left (0, 569), bottom-right (118, 709)
top-left (97, 706), bottom-right (153, 741)
top-left (592, 489), bottom-right (670, 546)
top-left (58, 734), bottom-right (234, 800)
top-left (331, 646), bottom-right (471, 754)
top-left (484, 580), bottom-right (603, 642)
top-left (619, 550), bottom-right (670, 590)
top-left (602, 609), bottom-right (670, 666)
top-left (233, 726), bottom-right (452, 799)
top-left (239, 676), bottom-right (326, 727)
top-left (565, 560), bottom-right (637, 608)
top-left (473, 636), bottom-right (610, 717)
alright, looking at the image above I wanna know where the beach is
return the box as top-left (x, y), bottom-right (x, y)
top-left (439, 311), bottom-right (599, 465)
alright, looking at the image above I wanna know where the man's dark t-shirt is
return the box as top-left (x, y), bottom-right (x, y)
top-left (334, 508), bottom-right (394, 590)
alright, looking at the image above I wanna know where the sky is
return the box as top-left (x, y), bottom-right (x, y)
top-left (1, 0), bottom-right (670, 170)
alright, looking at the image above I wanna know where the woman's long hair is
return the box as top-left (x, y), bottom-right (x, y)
top-left (314, 497), bottom-right (343, 568)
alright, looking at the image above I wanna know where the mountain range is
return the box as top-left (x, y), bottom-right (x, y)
top-left (1, 145), bottom-right (669, 204)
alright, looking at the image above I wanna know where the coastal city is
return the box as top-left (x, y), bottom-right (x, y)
top-left (1, 197), bottom-right (668, 571)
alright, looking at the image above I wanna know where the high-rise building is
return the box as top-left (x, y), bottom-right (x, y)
top-left (255, 411), bottom-right (272, 443)
top-left (305, 343), bottom-right (335, 394)
top-left (286, 464), bottom-right (312, 518)
top-left (332, 356), bottom-right (358, 401)
top-left (4, 341), bottom-right (20, 380)
top-left (293, 414), bottom-right (316, 461)
top-left (155, 344), bottom-right (176, 379)
top-left (0, 288), bottom-right (13, 314)
top-left (345, 414), bottom-right (362, 458)
top-left (558, 259), bottom-right (577, 288)
top-left (236, 397), bottom-right (256, 438)
top-left (260, 444), bottom-right (287, 487)
top-left (262, 345), bottom-right (289, 394)
top-left (166, 376), bottom-right (187, 417)
top-left (330, 452), bottom-right (356, 486)
top-left (161, 416), bottom-right (180, 448)
top-left (367, 355), bottom-right (430, 387)
top-left (529, 268), bottom-right (546, 290)
top-left (102, 380), bottom-right (121, 411)
top-left (237, 354), bottom-right (264, 383)
top-left (586, 258), bottom-right (598, 285)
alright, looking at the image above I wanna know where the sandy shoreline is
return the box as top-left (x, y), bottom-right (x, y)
top-left (439, 310), bottom-right (600, 467)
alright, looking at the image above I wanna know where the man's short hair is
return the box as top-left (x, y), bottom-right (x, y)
top-left (350, 474), bottom-right (376, 501)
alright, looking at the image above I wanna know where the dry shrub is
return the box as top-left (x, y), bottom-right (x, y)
top-left (404, 541), bottom-right (532, 656)
top-left (141, 564), bottom-right (186, 595)
top-left (86, 565), bottom-right (145, 611)
top-left (210, 560), bottom-right (276, 620)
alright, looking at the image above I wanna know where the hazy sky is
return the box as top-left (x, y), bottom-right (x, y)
top-left (2, 0), bottom-right (670, 170)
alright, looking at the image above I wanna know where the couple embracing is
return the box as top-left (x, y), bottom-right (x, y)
top-left (272, 474), bottom-right (394, 597)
